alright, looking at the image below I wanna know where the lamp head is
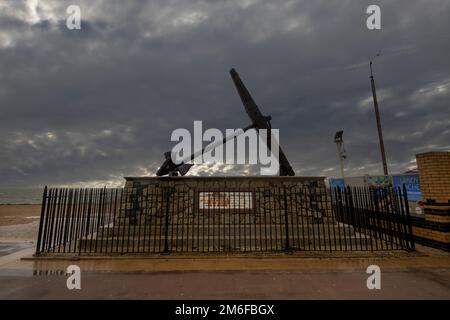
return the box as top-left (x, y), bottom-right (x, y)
top-left (334, 130), bottom-right (344, 142)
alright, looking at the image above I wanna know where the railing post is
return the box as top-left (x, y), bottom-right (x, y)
top-left (163, 187), bottom-right (171, 254)
top-left (131, 186), bottom-right (141, 225)
top-left (402, 185), bottom-right (415, 251)
top-left (283, 186), bottom-right (290, 251)
top-left (336, 187), bottom-right (343, 222)
top-left (35, 186), bottom-right (47, 255)
top-left (347, 186), bottom-right (356, 227)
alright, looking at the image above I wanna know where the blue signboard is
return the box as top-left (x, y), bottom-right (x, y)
top-left (330, 178), bottom-right (345, 189)
top-left (393, 174), bottom-right (422, 201)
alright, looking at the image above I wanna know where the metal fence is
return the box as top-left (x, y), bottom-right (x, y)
top-left (35, 185), bottom-right (414, 255)
top-left (36, 187), bottom-right (122, 255)
top-left (331, 185), bottom-right (415, 251)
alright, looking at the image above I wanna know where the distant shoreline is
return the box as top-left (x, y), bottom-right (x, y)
top-left (0, 187), bottom-right (44, 206)
top-left (0, 203), bottom-right (41, 206)
top-left (0, 204), bottom-right (41, 227)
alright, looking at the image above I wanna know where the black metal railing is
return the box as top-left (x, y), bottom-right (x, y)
top-left (331, 185), bottom-right (415, 251)
top-left (35, 184), bottom-right (415, 255)
top-left (36, 187), bottom-right (122, 255)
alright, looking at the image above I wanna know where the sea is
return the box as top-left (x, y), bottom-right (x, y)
top-left (0, 187), bottom-right (45, 204)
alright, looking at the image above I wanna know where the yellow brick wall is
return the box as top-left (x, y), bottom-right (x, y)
top-left (424, 213), bottom-right (450, 223)
top-left (415, 152), bottom-right (450, 247)
top-left (416, 152), bottom-right (450, 203)
top-left (412, 226), bottom-right (450, 244)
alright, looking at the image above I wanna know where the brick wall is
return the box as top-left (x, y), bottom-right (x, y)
top-left (413, 151), bottom-right (450, 251)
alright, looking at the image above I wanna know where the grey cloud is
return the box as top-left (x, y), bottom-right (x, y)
top-left (0, 0), bottom-right (449, 187)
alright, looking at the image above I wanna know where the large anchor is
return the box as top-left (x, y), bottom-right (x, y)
top-left (156, 68), bottom-right (295, 177)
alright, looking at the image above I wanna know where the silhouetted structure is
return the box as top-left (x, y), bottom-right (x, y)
top-left (157, 68), bottom-right (295, 176)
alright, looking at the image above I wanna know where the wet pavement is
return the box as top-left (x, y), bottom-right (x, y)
top-left (1, 205), bottom-right (448, 299)
top-left (0, 241), bottom-right (35, 257)
top-left (0, 245), bottom-right (449, 299)
top-left (1, 268), bottom-right (450, 299)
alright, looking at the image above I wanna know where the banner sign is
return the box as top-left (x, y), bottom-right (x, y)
top-left (367, 175), bottom-right (393, 187)
top-left (198, 191), bottom-right (253, 209)
top-left (393, 174), bottom-right (422, 202)
top-left (330, 179), bottom-right (345, 189)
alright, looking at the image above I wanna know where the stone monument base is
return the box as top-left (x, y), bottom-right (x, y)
top-left (124, 176), bottom-right (326, 191)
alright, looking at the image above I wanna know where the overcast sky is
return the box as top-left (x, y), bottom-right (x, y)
top-left (1, 0), bottom-right (449, 187)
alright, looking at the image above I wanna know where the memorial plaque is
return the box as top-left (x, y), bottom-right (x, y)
top-left (198, 191), bottom-right (253, 210)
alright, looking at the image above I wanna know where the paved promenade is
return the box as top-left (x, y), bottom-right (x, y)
top-left (0, 243), bottom-right (449, 299)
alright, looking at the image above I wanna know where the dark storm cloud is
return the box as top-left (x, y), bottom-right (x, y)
top-left (0, 0), bottom-right (449, 186)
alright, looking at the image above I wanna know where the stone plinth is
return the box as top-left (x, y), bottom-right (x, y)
top-left (124, 176), bottom-right (326, 190)
top-left (122, 176), bottom-right (327, 222)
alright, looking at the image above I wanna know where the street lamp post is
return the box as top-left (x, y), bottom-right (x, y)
top-left (334, 130), bottom-right (346, 180)
top-left (370, 51), bottom-right (389, 175)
